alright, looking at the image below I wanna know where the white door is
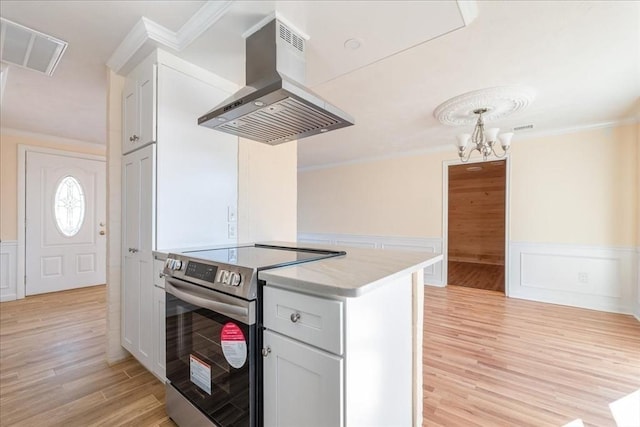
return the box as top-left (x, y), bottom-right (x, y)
top-left (25, 151), bottom-right (106, 295)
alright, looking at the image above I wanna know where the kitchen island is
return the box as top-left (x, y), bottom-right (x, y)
top-left (257, 243), bottom-right (441, 427)
top-left (155, 243), bottom-right (441, 427)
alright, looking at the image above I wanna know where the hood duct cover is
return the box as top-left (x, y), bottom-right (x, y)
top-left (198, 19), bottom-right (354, 145)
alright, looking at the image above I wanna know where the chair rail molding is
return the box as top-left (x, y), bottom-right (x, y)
top-left (1, 240), bottom-right (18, 302)
top-left (297, 232), bottom-right (444, 286)
top-left (509, 241), bottom-right (637, 315)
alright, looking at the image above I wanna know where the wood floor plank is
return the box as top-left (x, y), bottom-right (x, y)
top-left (2, 282), bottom-right (638, 427)
top-left (424, 286), bottom-right (640, 427)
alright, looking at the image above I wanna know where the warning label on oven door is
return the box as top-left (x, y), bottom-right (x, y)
top-left (221, 322), bottom-right (247, 369)
top-left (190, 354), bottom-right (212, 395)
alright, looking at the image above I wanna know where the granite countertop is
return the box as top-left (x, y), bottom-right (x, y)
top-left (154, 241), bottom-right (442, 298)
top-left (259, 241), bottom-right (442, 298)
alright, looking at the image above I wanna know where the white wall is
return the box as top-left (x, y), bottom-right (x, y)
top-left (238, 138), bottom-right (297, 243)
top-left (298, 123), bottom-right (639, 314)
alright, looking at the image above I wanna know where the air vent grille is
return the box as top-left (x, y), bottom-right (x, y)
top-left (0, 18), bottom-right (67, 76)
top-left (217, 97), bottom-right (339, 144)
top-left (278, 22), bottom-right (304, 53)
top-left (513, 124), bottom-right (534, 131)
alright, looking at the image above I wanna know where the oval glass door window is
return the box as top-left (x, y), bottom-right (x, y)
top-left (54, 176), bottom-right (86, 237)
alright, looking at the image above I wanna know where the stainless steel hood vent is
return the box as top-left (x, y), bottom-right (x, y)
top-left (198, 19), bottom-right (354, 145)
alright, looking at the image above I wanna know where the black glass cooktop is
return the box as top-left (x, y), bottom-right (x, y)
top-left (182, 244), bottom-right (344, 270)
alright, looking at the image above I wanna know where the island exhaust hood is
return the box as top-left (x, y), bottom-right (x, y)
top-left (198, 19), bottom-right (354, 145)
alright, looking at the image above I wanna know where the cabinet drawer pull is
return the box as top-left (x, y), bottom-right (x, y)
top-left (290, 312), bottom-right (301, 323)
top-left (129, 134), bottom-right (140, 142)
top-left (128, 247), bottom-right (139, 253)
top-left (261, 346), bottom-right (271, 357)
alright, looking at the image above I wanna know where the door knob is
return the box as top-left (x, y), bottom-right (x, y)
top-left (290, 312), bottom-right (301, 323)
top-left (261, 347), bottom-right (271, 357)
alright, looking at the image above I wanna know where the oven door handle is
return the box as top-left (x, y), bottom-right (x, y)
top-left (165, 278), bottom-right (255, 325)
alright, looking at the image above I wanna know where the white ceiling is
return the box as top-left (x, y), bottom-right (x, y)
top-left (1, 1), bottom-right (638, 169)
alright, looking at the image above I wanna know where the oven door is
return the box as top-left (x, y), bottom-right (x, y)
top-left (165, 277), bottom-right (256, 427)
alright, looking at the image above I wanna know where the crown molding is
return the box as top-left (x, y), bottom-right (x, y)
top-left (0, 128), bottom-right (106, 152)
top-left (297, 117), bottom-right (638, 172)
top-left (457, 0), bottom-right (478, 26)
top-left (107, 0), bottom-right (234, 74)
top-left (513, 117), bottom-right (638, 141)
top-left (106, 18), bottom-right (151, 72)
top-left (177, 0), bottom-right (235, 47)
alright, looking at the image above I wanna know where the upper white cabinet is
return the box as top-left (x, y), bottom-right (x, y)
top-left (122, 62), bottom-right (157, 155)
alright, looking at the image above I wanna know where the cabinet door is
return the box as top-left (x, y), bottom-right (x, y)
top-left (122, 78), bottom-right (138, 155)
top-left (121, 145), bottom-right (156, 370)
top-left (137, 64), bottom-right (156, 145)
top-left (153, 285), bottom-right (166, 381)
top-left (263, 330), bottom-right (343, 427)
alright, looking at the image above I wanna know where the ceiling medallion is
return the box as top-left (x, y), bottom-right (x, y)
top-left (433, 86), bottom-right (536, 126)
top-left (434, 86), bottom-right (535, 162)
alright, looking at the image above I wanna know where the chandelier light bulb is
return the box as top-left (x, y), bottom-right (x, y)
top-left (499, 132), bottom-right (514, 149)
top-left (456, 133), bottom-right (471, 149)
top-left (484, 127), bottom-right (500, 142)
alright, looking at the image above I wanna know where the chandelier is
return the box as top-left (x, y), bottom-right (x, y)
top-left (455, 108), bottom-right (513, 163)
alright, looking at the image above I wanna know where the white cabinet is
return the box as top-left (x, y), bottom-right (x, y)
top-left (263, 330), bottom-right (343, 427)
top-left (121, 144), bottom-right (156, 370)
top-left (262, 277), bottom-right (414, 427)
top-left (122, 63), bottom-right (156, 155)
top-left (121, 50), bottom-right (239, 381)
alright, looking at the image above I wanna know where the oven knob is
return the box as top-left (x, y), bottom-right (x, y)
top-left (229, 272), bottom-right (242, 287)
top-left (173, 260), bottom-right (182, 270)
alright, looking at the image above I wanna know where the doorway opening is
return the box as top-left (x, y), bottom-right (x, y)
top-left (446, 160), bottom-right (506, 293)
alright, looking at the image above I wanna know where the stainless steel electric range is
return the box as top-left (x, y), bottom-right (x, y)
top-left (162, 244), bottom-right (345, 427)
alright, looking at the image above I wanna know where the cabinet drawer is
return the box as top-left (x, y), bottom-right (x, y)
top-left (153, 259), bottom-right (165, 288)
top-left (263, 286), bottom-right (343, 355)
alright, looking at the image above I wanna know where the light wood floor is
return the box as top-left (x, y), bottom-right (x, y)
top-left (424, 286), bottom-right (640, 427)
top-left (2, 285), bottom-right (639, 426)
top-left (0, 285), bottom-right (176, 426)
top-left (448, 261), bottom-right (505, 292)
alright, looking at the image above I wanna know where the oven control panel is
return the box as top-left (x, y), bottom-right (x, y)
top-left (164, 253), bottom-right (256, 299)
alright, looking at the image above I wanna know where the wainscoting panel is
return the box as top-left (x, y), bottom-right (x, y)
top-left (297, 233), bottom-right (444, 286)
top-left (509, 242), bottom-right (637, 314)
top-left (1, 240), bottom-right (18, 302)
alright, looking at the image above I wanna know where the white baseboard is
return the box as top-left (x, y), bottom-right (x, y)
top-left (297, 233), bottom-right (444, 286)
top-left (509, 242), bottom-right (637, 315)
top-left (0, 240), bottom-right (18, 302)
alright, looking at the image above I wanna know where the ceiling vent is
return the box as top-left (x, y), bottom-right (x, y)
top-left (513, 124), bottom-right (534, 131)
top-left (0, 17), bottom-right (68, 76)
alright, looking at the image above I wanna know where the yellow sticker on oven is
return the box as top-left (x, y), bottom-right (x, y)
top-left (190, 354), bottom-right (212, 395)
top-left (221, 322), bottom-right (247, 369)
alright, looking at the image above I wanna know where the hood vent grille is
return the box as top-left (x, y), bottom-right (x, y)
top-left (198, 19), bottom-right (353, 144)
top-left (279, 22), bottom-right (304, 53)
top-left (218, 97), bottom-right (340, 143)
